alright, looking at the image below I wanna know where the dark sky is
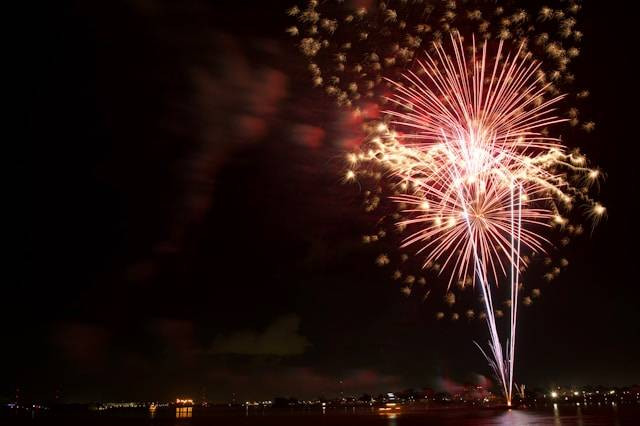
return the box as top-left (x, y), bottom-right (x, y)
top-left (12, 0), bottom-right (639, 403)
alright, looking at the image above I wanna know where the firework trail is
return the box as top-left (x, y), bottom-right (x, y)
top-left (289, 0), bottom-right (603, 405)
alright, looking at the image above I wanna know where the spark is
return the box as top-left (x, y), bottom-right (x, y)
top-left (345, 170), bottom-right (356, 181)
top-left (376, 254), bottom-right (390, 266)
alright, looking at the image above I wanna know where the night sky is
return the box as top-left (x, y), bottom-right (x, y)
top-left (12, 0), bottom-right (639, 403)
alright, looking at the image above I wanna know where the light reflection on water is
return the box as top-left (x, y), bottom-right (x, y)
top-left (374, 405), bottom-right (630, 426)
top-left (385, 413), bottom-right (398, 426)
top-left (576, 404), bottom-right (584, 426)
top-left (176, 407), bottom-right (192, 418)
top-left (142, 405), bottom-right (635, 426)
top-left (375, 409), bottom-right (545, 426)
top-left (495, 409), bottom-right (556, 425)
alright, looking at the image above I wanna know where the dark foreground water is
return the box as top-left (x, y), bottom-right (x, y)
top-left (3, 405), bottom-right (639, 426)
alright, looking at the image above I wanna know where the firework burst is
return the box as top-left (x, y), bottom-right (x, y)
top-left (348, 34), bottom-right (601, 405)
top-left (289, 0), bottom-right (602, 406)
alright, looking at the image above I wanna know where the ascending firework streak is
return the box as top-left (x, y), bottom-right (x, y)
top-left (348, 34), bottom-right (603, 405)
